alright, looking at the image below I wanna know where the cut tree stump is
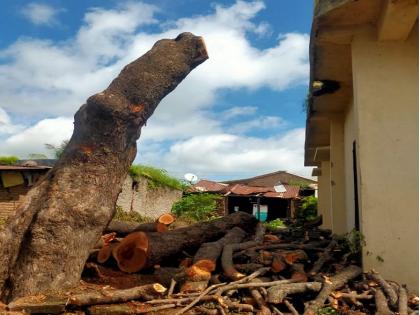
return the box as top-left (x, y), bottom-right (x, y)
top-left (0, 32), bottom-right (208, 302)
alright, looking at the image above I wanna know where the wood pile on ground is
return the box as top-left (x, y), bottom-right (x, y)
top-left (4, 212), bottom-right (418, 314)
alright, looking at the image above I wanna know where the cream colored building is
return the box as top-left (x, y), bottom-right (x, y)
top-left (305, 0), bottom-right (418, 292)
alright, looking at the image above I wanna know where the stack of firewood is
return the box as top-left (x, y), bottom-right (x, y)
top-left (5, 212), bottom-right (419, 314)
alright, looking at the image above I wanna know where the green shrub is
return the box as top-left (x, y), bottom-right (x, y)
top-left (171, 193), bottom-right (221, 222)
top-left (296, 195), bottom-right (318, 221)
top-left (264, 218), bottom-right (287, 231)
top-left (343, 228), bottom-right (366, 255)
top-left (113, 206), bottom-right (154, 223)
top-left (0, 156), bottom-right (18, 165)
top-left (129, 164), bottom-right (188, 191)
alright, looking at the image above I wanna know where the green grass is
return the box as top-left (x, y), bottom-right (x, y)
top-left (113, 206), bottom-right (154, 223)
top-left (264, 218), bottom-right (287, 232)
top-left (129, 164), bottom-right (189, 191)
top-left (0, 156), bottom-right (18, 165)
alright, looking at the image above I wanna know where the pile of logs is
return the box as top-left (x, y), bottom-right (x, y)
top-left (4, 212), bottom-right (418, 314)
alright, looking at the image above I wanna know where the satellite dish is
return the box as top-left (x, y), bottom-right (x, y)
top-left (184, 173), bottom-right (199, 184)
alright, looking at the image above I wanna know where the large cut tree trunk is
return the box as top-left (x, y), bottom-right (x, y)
top-left (0, 32), bottom-right (208, 301)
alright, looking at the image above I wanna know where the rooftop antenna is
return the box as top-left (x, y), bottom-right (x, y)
top-left (184, 173), bottom-right (199, 184)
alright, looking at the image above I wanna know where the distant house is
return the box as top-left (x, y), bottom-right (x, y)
top-left (0, 160), bottom-right (182, 221)
top-left (192, 171), bottom-right (317, 221)
top-left (0, 163), bottom-right (51, 219)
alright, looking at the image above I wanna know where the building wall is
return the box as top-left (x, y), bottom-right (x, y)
top-left (317, 161), bottom-right (332, 230)
top-left (351, 25), bottom-right (419, 291)
top-left (116, 176), bottom-right (183, 219)
top-left (0, 185), bottom-right (29, 219)
top-left (343, 102), bottom-right (358, 232)
top-left (329, 115), bottom-right (348, 234)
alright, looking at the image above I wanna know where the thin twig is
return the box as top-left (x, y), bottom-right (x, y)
top-left (284, 300), bottom-right (299, 315)
top-left (174, 282), bottom-right (226, 315)
top-left (167, 278), bottom-right (176, 298)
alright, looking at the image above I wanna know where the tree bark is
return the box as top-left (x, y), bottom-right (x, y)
top-left (0, 32), bottom-right (208, 301)
top-left (105, 220), bottom-right (166, 235)
top-left (145, 212), bottom-right (257, 269)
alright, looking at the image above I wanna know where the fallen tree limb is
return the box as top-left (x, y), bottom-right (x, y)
top-left (374, 288), bottom-right (394, 315)
top-left (369, 271), bottom-right (398, 308)
top-left (68, 283), bottom-right (167, 306)
top-left (105, 220), bottom-right (167, 235)
top-left (267, 282), bottom-right (322, 304)
top-left (304, 265), bottom-right (362, 315)
top-left (309, 240), bottom-right (337, 275)
top-left (88, 302), bottom-right (176, 315)
top-left (193, 227), bottom-right (246, 272)
top-left (399, 286), bottom-right (408, 315)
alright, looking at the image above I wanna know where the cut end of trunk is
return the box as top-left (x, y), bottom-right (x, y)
top-left (97, 244), bottom-right (112, 264)
top-left (264, 234), bottom-right (280, 242)
top-left (224, 266), bottom-right (245, 280)
top-left (157, 213), bottom-right (175, 225)
top-left (114, 232), bottom-right (149, 273)
top-left (152, 283), bottom-right (167, 294)
top-left (115, 247), bottom-right (147, 273)
top-left (186, 265), bottom-right (211, 282)
top-left (193, 259), bottom-right (216, 273)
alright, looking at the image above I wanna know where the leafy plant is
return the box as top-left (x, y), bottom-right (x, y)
top-left (0, 156), bottom-right (19, 165)
top-left (264, 218), bottom-right (287, 231)
top-left (289, 179), bottom-right (312, 189)
top-left (296, 195), bottom-right (318, 221)
top-left (129, 164), bottom-right (188, 191)
top-left (113, 206), bottom-right (154, 223)
top-left (45, 140), bottom-right (69, 158)
top-left (171, 193), bottom-right (221, 222)
top-left (316, 307), bottom-right (339, 315)
top-left (343, 228), bottom-right (366, 255)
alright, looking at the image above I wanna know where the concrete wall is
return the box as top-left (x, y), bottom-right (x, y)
top-left (329, 115), bottom-right (348, 234)
top-left (116, 176), bottom-right (183, 220)
top-left (317, 160), bottom-right (332, 230)
top-left (343, 102), bottom-right (358, 232)
top-left (351, 25), bottom-right (419, 291)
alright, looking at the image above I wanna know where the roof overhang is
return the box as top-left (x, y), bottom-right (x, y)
top-left (304, 0), bottom-right (418, 166)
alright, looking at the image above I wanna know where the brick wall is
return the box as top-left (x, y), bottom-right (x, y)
top-left (0, 185), bottom-right (30, 219)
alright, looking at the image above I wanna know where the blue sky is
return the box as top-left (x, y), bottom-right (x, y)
top-left (0, 0), bottom-right (314, 181)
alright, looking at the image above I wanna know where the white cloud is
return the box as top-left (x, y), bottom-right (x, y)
top-left (222, 106), bottom-right (257, 119)
top-left (228, 116), bottom-right (285, 134)
top-left (0, 1), bottom-right (312, 178)
top-left (0, 108), bottom-right (24, 134)
top-left (21, 3), bottom-right (63, 26)
top-left (3, 117), bottom-right (73, 158)
top-left (138, 128), bottom-right (312, 178)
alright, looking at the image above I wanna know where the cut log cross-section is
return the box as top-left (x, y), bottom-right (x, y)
top-left (113, 232), bottom-right (149, 273)
top-left (108, 212), bottom-right (257, 274)
top-left (0, 32), bottom-right (208, 301)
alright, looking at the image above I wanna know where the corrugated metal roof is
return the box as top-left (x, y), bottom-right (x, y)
top-left (192, 179), bottom-right (228, 193)
top-left (192, 180), bottom-right (300, 199)
top-left (0, 165), bottom-right (52, 171)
